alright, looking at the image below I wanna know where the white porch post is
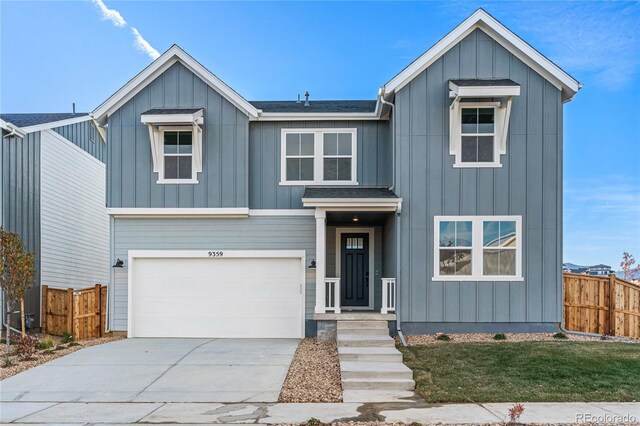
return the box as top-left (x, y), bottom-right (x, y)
top-left (314, 209), bottom-right (327, 314)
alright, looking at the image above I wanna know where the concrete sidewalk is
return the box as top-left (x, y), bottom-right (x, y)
top-left (1, 401), bottom-right (637, 424)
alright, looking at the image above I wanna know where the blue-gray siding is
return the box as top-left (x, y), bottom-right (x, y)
top-left (110, 216), bottom-right (316, 331)
top-left (394, 28), bottom-right (563, 325)
top-left (1, 131), bottom-right (41, 325)
top-left (53, 120), bottom-right (106, 162)
top-left (107, 62), bottom-right (249, 208)
top-left (248, 121), bottom-right (391, 209)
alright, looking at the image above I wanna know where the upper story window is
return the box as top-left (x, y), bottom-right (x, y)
top-left (280, 128), bottom-right (357, 185)
top-left (162, 129), bottom-right (194, 182)
top-left (448, 79), bottom-right (520, 168)
top-left (434, 215), bottom-right (523, 281)
top-left (461, 107), bottom-right (495, 163)
top-left (141, 108), bottom-right (203, 185)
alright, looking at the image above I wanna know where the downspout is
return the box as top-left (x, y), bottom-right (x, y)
top-left (379, 87), bottom-right (406, 346)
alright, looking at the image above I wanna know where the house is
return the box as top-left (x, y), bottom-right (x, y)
top-left (1, 113), bottom-right (109, 329)
top-left (89, 8), bottom-right (581, 339)
top-left (563, 263), bottom-right (614, 276)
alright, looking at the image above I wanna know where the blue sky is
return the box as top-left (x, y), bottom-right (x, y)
top-left (1, 1), bottom-right (639, 268)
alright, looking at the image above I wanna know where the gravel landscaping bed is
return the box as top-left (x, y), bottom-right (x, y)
top-left (1, 333), bottom-right (124, 380)
top-left (278, 337), bottom-right (343, 403)
top-left (399, 332), bottom-right (638, 346)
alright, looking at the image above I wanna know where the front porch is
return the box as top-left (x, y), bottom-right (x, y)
top-left (302, 187), bottom-right (402, 320)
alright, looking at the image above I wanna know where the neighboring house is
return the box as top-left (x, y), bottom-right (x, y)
top-left (0, 113), bottom-right (109, 329)
top-left (563, 263), bottom-right (614, 276)
top-left (89, 8), bottom-right (581, 338)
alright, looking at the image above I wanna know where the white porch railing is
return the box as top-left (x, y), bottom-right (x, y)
top-left (324, 278), bottom-right (341, 313)
top-left (381, 278), bottom-right (396, 314)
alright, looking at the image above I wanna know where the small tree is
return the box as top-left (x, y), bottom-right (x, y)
top-left (620, 252), bottom-right (640, 281)
top-left (0, 228), bottom-right (36, 349)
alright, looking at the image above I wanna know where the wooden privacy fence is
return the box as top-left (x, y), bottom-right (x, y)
top-left (41, 284), bottom-right (107, 340)
top-left (563, 273), bottom-right (640, 338)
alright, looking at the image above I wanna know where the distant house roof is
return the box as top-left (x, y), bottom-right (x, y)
top-left (0, 113), bottom-right (89, 128)
top-left (303, 187), bottom-right (398, 199)
top-left (449, 78), bottom-right (519, 87)
top-left (588, 264), bottom-right (611, 269)
top-left (249, 100), bottom-right (377, 114)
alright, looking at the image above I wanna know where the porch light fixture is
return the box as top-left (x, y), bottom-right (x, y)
top-left (352, 215), bottom-right (359, 223)
top-left (309, 259), bottom-right (316, 269)
top-left (112, 259), bottom-right (124, 268)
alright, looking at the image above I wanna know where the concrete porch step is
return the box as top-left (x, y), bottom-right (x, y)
top-left (340, 361), bottom-right (413, 380)
top-left (338, 346), bottom-right (403, 362)
top-left (337, 327), bottom-right (389, 336)
top-left (337, 334), bottom-right (396, 347)
top-left (342, 377), bottom-right (416, 391)
top-left (337, 320), bottom-right (389, 330)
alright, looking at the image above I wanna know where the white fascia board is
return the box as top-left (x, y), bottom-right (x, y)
top-left (107, 207), bottom-right (250, 218)
top-left (255, 112), bottom-right (381, 121)
top-left (92, 45), bottom-right (259, 123)
top-left (19, 115), bottom-right (93, 134)
top-left (0, 119), bottom-right (27, 138)
top-left (384, 9), bottom-right (580, 101)
top-left (141, 110), bottom-right (204, 124)
top-left (302, 198), bottom-right (402, 211)
top-left (449, 82), bottom-right (521, 98)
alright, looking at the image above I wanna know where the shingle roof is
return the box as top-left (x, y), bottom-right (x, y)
top-left (249, 100), bottom-right (377, 113)
top-left (303, 187), bottom-right (398, 199)
top-left (141, 108), bottom-right (203, 115)
top-left (449, 78), bottom-right (520, 87)
top-left (0, 113), bottom-right (89, 128)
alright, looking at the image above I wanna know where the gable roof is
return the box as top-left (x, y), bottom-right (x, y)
top-left (92, 45), bottom-right (260, 124)
top-left (383, 9), bottom-right (581, 102)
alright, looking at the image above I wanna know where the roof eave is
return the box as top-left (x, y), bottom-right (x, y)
top-left (254, 112), bottom-right (382, 121)
top-left (0, 119), bottom-right (27, 138)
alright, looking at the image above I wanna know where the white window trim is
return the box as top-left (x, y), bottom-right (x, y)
top-left (433, 215), bottom-right (523, 282)
top-left (280, 128), bottom-right (358, 186)
top-left (450, 101), bottom-right (513, 168)
top-left (157, 126), bottom-right (198, 184)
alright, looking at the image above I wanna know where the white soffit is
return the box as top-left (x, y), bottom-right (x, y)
top-left (384, 9), bottom-right (581, 102)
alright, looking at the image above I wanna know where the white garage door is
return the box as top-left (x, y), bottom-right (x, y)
top-left (129, 252), bottom-right (304, 338)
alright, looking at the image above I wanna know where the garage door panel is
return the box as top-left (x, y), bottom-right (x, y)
top-left (130, 255), bottom-right (303, 338)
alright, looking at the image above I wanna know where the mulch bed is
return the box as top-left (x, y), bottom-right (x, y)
top-left (0, 333), bottom-right (124, 380)
top-left (278, 337), bottom-right (343, 403)
top-left (399, 332), bottom-right (638, 346)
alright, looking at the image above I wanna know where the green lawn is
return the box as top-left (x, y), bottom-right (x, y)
top-left (399, 341), bottom-right (640, 403)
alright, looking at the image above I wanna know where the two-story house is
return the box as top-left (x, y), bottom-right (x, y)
top-left (92, 9), bottom-right (580, 339)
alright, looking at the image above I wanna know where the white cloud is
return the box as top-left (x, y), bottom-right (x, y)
top-left (92, 0), bottom-right (126, 27)
top-left (131, 27), bottom-right (161, 60)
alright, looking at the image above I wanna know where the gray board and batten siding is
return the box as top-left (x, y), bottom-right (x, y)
top-left (393, 28), bottom-right (563, 331)
top-left (53, 120), bottom-right (106, 162)
top-left (1, 131), bottom-right (41, 326)
top-left (248, 121), bottom-right (392, 209)
top-left (107, 61), bottom-right (249, 209)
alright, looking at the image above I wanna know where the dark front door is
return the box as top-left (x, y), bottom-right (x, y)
top-left (341, 233), bottom-right (369, 307)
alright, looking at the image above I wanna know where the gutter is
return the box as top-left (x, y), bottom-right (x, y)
top-left (378, 88), bottom-right (406, 346)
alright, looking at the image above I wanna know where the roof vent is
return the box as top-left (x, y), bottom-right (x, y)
top-left (72, 102), bottom-right (76, 114)
top-left (304, 91), bottom-right (310, 107)
top-left (296, 94), bottom-right (302, 104)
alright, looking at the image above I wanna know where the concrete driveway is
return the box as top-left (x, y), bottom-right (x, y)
top-left (0, 338), bottom-right (298, 403)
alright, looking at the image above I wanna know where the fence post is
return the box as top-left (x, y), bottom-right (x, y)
top-left (41, 285), bottom-right (48, 334)
top-left (100, 286), bottom-right (107, 337)
top-left (66, 288), bottom-right (73, 334)
top-left (73, 291), bottom-right (80, 339)
top-left (608, 274), bottom-right (616, 336)
top-left (94, 284), bottom-right (102, 338)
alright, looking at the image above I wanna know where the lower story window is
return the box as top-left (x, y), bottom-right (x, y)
top-left (434, 216), bottom-right (523, 281)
